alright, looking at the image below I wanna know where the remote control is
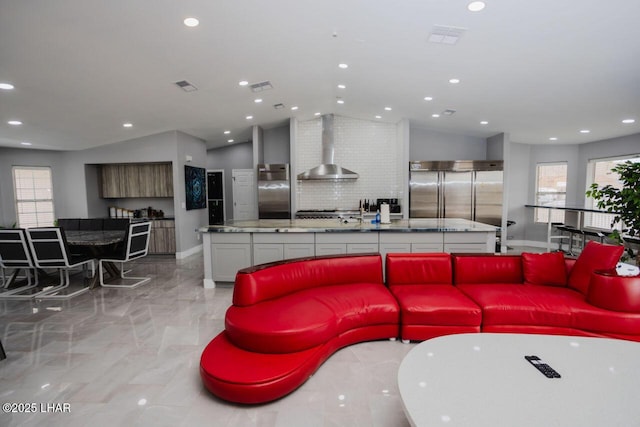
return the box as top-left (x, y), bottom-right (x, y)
top-left (525, 355), bottom-right (561, 378)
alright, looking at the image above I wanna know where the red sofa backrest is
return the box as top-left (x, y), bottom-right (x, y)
top-left (233, 253), bottom-right (383, 306)
top-left (386, 253), bottom-right (452, 285)
top-left (453, 254), bottom-right (523, 285)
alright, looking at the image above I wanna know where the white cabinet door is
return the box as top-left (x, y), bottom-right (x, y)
top-left (347, 243), bottom-right (379, 254)
top-left (379, 243), bottom-right (411, 258)
top-left (253, 243), bottom-right (284, 265)
top-left (284, 244), bottom-right (315, 260)
top-left (316, 243), bottom-right (347, 256)
top-left (211, 243), bottom-right (252, 282)
top-left (411, 243), bottom-right (444, 253)
top-left (444, 243), bottom-right (489, 253)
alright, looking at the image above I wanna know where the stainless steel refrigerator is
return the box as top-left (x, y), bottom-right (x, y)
top-left (258, 164), bottom-right (291, 219)
top-left (409, 160), bottom-right (503, 226)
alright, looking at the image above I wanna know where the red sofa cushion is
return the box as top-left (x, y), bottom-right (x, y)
top-left (386, 253), bottom-right (452, 285)
top-left (390, 284), bottom-right (481, 326)
top-left (200, 331), bottom-right (332, 404)
top-left (226, 292), bottom-right (337, 353)
top-left (225, 282), bottom-right (398, 354)
top-left (233, 254), bottom-right (383, 306)
top-left (310, 283), bottom-right (399, 332)
top-left (457, 284), bottom-right (584, 327)
top-left (453, 254), bottom-right (523, 285)
top-left (567, 241), bottom-right (624, 294)
top-left (521, 251), bottom-right (567, 286)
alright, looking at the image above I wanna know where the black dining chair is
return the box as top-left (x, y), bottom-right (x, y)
top-left (26, 227), bottom-right (95, 299)
top-left (0, 228), bottom-right (39, 297)
top-left (99, 221), bottom-right (151, 288)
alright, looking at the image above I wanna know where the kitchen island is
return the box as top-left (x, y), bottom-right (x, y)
top-left (198, 218), bottom-right (498, 288)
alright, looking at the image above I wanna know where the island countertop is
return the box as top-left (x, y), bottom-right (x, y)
top-left (198, 218), bottom-right (498, 233)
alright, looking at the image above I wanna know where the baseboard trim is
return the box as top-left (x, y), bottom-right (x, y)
top-left (176, 244), bottom-right (203, 260)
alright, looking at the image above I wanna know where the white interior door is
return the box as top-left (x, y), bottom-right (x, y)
top-left (232, 169), bottom-right (258, 220)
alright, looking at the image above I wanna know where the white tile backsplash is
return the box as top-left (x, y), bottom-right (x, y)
top-left (296, 115), bottom-right (402, 210)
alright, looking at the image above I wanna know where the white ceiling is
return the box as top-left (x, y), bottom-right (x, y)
top-left (1, 0), bottom-right (640, 151)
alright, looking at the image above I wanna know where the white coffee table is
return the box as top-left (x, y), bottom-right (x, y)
top-left (398, 333), bottom-right (640, 427)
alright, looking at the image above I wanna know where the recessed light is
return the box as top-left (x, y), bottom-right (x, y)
top-left (183, 17), bottom-right (199, 27)
top-left (8, 120), bottom-right (22, 125)
top-left (123, 123), bottom-right (133, 128)
top-left (480, 121), bottom-right (489, 125)
top-left (291, 106), bottom-right (299, 111)
top-left (0, 82), bottom-right (15, 90)
top-left (20, 141), bottom-right (32, 146)
top-left (622, 119), bottom-right (636, 124)
top-left (432, 114), bottom-right (440, 118)
top-left (223, 130), bottom-right (231, 134)
top-left (423, 96), bottom-right (433, 101)
top-left (254, 98), bottom-right (263, 103)
top-left (314, 112), bottom-right (321, 116)
top-left (238, 80), bottom-right (249, 86)
top-left (337, 84), bottom-right (346, 89)
top-left (337, 99), bottom-right (344, 104)
top-left (549, 137), bottom-right (558, 141)
top-left (227, 139), bottom-right (234, 143)
top-left (338, 63), bottom-right (349, 69)
top-left (375, 115), bottom-right (382, 119)
top-left (580, 129), bottom-right (590, 134)
top-left (384, 107), bottom-right (392, 111)
top-left (467, 1), bottom-right (486, 12)
top-left (246, 115), bottom-right (253, 120)
top-left (449, 78), bottom-right (460, 84)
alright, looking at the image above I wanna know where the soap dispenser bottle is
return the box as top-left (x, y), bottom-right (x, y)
top-left (375, 209), bottom-right (381, 224)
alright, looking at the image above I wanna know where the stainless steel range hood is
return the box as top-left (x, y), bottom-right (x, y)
top-left (297, 114), bottom-right (359, 180)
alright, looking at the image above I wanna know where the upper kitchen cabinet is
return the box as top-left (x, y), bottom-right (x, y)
top-left (100, 162), bottom-right (173, 198)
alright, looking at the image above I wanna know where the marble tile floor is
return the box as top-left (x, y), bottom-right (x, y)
top-left (0, 254), bottom-right (415, 427)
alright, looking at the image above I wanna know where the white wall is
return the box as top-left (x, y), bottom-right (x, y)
top-left (0, 147), bottom-right (67, 226)
top-left (507, 132), bottom-right (640, 245)
top-left (1, 130), bottom-right (208, 256)
top-left (176, 131), bottom-right (208, 256)
top-left (295, 115), bottom-right (402, 210)
top-left (410, 126), bottom-right (487, 160)
top-left (207, 141), bottom-right (253, 220)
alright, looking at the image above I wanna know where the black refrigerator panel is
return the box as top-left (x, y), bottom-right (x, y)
top-left (207, 171), bottom-right (224, 200)
top-left (208, 200), bottom-right (224, 225)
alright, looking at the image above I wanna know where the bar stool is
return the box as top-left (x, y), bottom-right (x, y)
top-left (550, 223), bottom-right (570, 252)
top-left (581, 229), bottom-right (607, 248)
top-left (555, 224), bottom-right (583, 255)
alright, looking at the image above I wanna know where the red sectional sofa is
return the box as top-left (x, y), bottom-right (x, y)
top-left (200, 253), bottom-right (399, 404)
top-left (200, 242), bottom-right (640, 404)
top-left (387, 242), bottom-right (640, 342)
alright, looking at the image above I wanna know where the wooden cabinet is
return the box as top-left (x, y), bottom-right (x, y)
top-left (148, 220), bottom-right (176, 254)
top-left (100, 163), bottom-right (173, 198)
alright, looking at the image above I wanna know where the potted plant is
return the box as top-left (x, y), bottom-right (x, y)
top-left (586, 160), bottom-right (640, 264)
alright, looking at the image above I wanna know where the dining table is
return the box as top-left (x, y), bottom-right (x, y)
top-left (65, 229), bottom-right (126, 288)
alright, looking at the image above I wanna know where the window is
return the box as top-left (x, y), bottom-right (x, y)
top-left (12, 166), bottom-right (55, 228)
top-left (534, 162), bottom-right (567, 223)
top-left (584, 155), bottom-right (640, 230)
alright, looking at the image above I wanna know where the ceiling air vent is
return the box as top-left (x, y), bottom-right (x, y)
top-left (442, 109), bottom-right (457, 116)
top-left (428, 25), bottom-right (467, 45)
top-left (273, 103), bottom-right (285, 109)
top-left (249, 81), bottom-right (273, 92)
top-left (174, 80), bottom-right (198, 92)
